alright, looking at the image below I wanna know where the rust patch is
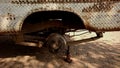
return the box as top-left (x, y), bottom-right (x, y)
top-left (82, 2), bottom-right (116, 12)
top-left (11, 0), bottom-right (120, 4)
top-left (0, 30), bottom-right (20, 35)
top-left (86, 25), bottom-right (120, 32)
top-left (118, 10), bottom-right (120, 13)
top-left (7, 13), bottom-right (15, 20)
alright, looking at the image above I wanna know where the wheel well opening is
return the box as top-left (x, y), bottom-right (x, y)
top-left (22, 10), bottom-right (86, 34)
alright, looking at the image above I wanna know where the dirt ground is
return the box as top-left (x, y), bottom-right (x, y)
top-left (0, 31), bottom-right (120, 68)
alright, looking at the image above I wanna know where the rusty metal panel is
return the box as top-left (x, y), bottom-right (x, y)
top-left (82, 2), bottom-right (120, 31)
top-left (0, 0), bottom-right (120, 34)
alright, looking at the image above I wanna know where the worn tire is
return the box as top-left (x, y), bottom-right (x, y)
top-left (46, 33), bottom-right (67, 53)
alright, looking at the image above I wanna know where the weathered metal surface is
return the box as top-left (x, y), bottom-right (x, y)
top-left (11, 0), bottom-right (120, 4)
top-left (0, 0), bottom-right (120, 34)
top-left (82, 2), bottom-right (115, 12)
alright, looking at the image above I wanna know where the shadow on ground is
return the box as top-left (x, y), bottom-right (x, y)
top-left (0, 36), bottom-right (120, 68)
top-left (68, 36), bottom-right (120, 68)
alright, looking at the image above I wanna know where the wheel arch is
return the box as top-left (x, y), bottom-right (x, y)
top-left (20, 10), bottom-right (86, 32)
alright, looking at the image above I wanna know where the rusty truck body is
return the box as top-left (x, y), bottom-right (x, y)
top-left (0, 0), bottom-right (120, 42)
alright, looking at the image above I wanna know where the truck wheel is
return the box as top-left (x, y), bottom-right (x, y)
top-left (46, 33), bottom-right (67, 53)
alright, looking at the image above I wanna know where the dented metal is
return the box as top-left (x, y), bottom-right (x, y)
top-left (0, 0), bottom-right (120, 34)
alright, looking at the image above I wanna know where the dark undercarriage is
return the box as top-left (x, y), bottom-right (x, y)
top-left (14, 11), bottom-right (103, 63)
top-left (22, 11), bottom-right (85, 36)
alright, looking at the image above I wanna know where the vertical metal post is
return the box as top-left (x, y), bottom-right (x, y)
top-left (64, 44), bottom-right (72, 63)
